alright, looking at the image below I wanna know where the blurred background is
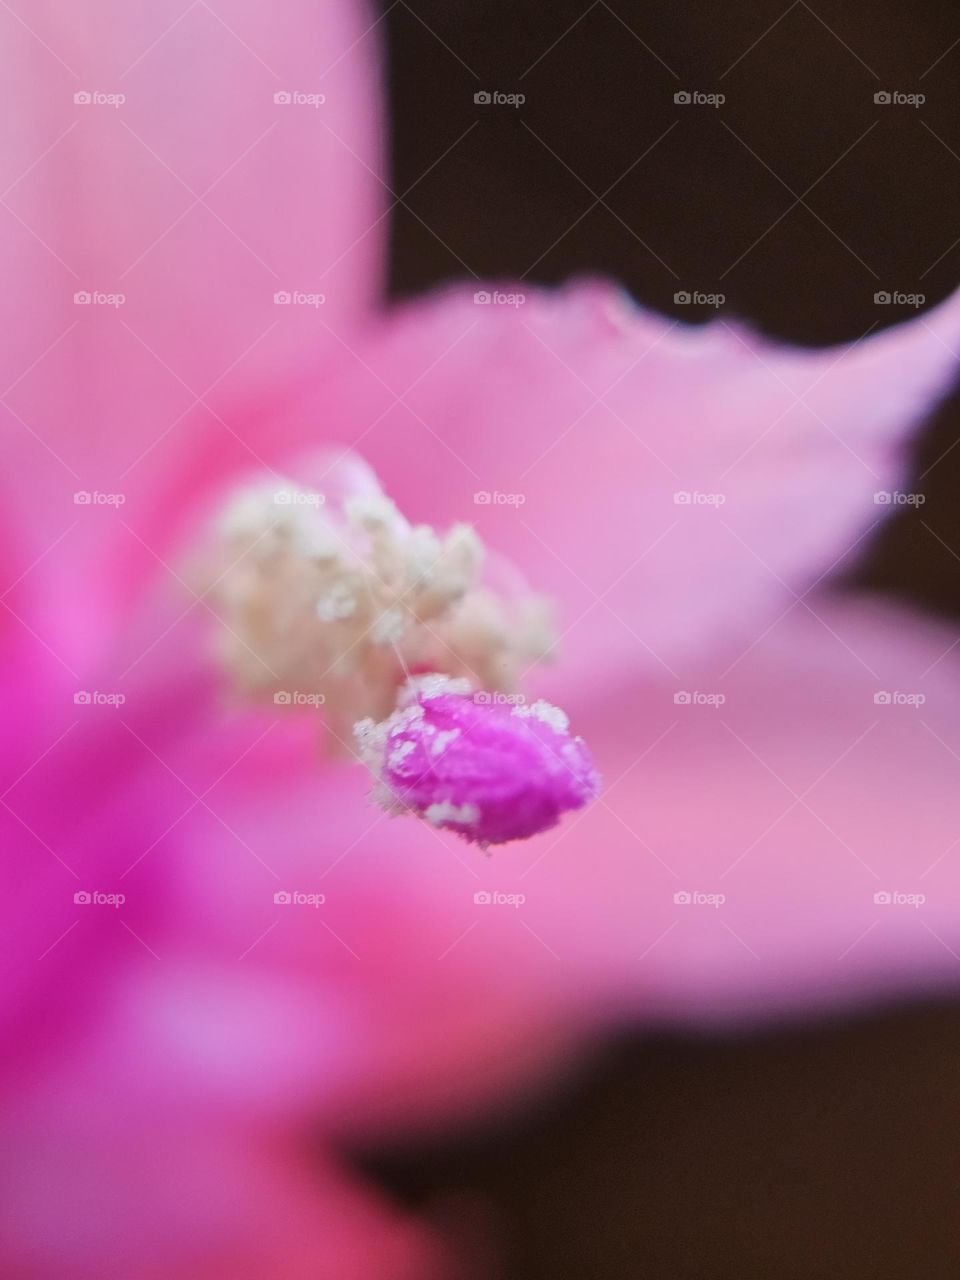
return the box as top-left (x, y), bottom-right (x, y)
top-left (353, 2), bottom-right (960, 1275)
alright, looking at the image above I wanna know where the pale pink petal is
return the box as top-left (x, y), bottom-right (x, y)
top-left (0, 0), bottom-right (384, 669)
top-left (582, 594), bottom-right (960, 1023)
top-left (459, 593), bottom-right (960, 1033)
top-left (290, 280), bottom-right (960, 691)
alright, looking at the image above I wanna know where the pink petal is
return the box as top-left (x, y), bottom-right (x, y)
top-left (584, 594), bottom-right (960, 1022)
top-left (0, 649), bottom-right (212, 1084)
top-left (293, 280), bottom-right (960, 692)
top-left (111, 598), bottom-right (960, 1135)
top-left (458, 593), bottom-right (960, 1034)
top-left (0, 0), bottom-right (384, 669)
top-left (0, 1108), bottom-right (447, 1278)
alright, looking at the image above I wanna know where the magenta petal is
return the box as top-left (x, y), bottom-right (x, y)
top-left (357, 679), bottom-right (600, 845)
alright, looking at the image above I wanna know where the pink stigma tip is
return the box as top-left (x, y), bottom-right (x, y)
top-left (355, 677), bottom-right (600, 845)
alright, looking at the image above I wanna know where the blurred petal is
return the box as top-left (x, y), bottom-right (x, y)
top-left (293, 280), bottom-right (960, 692)
top-left (0, 653), bottom-right (208, 1081)
top-left (117, 598), bottom-right (960, 1134)
top-left (0, 0), bottom-right (385, 667)
top-left (520, 594), bottom-right (960, 1025)
top-left (0, 1111), bottom-right (447, 1279)
top-left (100, 624), bottom-right (588, 1135)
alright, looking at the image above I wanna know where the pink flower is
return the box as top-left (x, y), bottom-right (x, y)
top-left (4, 1), bottom-right (960, 1276)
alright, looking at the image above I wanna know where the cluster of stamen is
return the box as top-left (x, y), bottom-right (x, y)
top-left (211, 456), bottom-right (598, 843)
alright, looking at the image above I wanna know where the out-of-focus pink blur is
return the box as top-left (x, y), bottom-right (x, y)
top-left (3, 2), bottom-right (960, 1276)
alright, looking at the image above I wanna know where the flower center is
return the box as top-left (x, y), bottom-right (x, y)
top-left (209, 453), bottom-right (597, 842)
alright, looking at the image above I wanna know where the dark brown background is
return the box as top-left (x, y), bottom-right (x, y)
top-left (356, 2), bottom-right (960, 1274)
